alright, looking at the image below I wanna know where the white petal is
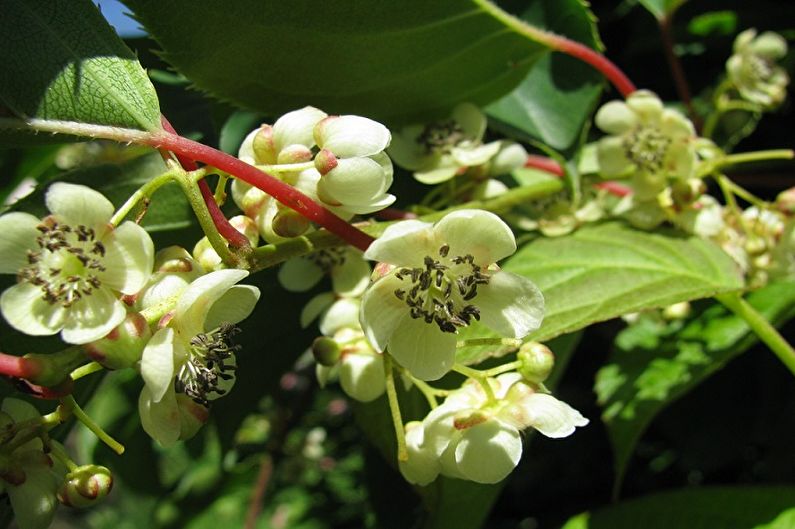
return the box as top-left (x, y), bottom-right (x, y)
top-left (597, 136), bottom-right (634, 177)
top-left (388, 317), bottom-right (457, 381)
top-left (236, 128), bottom-right (260, 165)
top-left (387, 125), bottom-right (428, 170)
top-left (454, 420), bottom-right (522, 484)
top-left (6, 451), bottom-right (59, 529)
top-left (319, 297), bottom-right (360, 336)
top-left (414, 164), bottom-right (459, 185)
top-left (451, 141), bottom-right (501, 167)
top-left (0, 212), bottom-right (40, 274)
top-left (626, 90), bottom-right (664, 122)
top-left (595, 100), bottom-right (638, 135)
top-left (363, 220), bottom-right (436, 267)
top-left (452, 103), bottom-right (487, 140)
top-left (318, 157), bottom-right (389, 205)
top-left (333, 194), bottom-right (396, 215)
top-left (140, 327), bottom-right (177, 403)
top-left (278, 258), bottom-right (324, 293)
top-left (476, 271), bottom-right (544, 339)
top-left (138, 385), bottom-right (181, 447)
top-left (273, 106), bottom-right (327, 152)
top-left (489, 142), bottom-right (528, 176)
top-left (315, 115), bottom-right (391, 158)
top-left (339, 352), bottom-right (386, 402)
top-left (0, 283), bottom-right (66, 336)
top-left (399, 423), bottom-right (441, 485)
top-left (60, 288), bottom-right (126, 344)
top-left (174, 269), bottom-right (249, 336)
top-left (331, 252), bottom-right (370, 297)
top-left (433, 209), bottom-right (516, 264)
top-left (301, 292), bottom-right (335, 329)
top-left (45, 182), bottom-right (114, 227)
top-left (359, 274), bottom-right (408, 352)
top-left (204, 284), bottom-right (260, 330)
top-left (99, 221), bottom-right (155, 294)
top-left (521, 393), bottom-right (589, 438)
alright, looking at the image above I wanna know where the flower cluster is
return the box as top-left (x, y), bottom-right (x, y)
top-left (389, 103), bottom-right (527, 185)
top-left (233, 107), bottom-right (395, 243)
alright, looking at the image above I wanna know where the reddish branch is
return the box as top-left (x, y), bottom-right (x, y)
top-left (146, 131), bottom-right (376, 252)
top-left (160, 117), bottom-right (251, 249)
top-left (525, 155), bottom-right (565, 176)
top-left (0, 352), bottom-right (42, 380)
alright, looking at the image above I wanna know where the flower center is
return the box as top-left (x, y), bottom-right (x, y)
top-left (417, 120), bottom-right (466, 155)
top-left (18, 219), bottom-right (106, 307)
top-left (307, 247), bottom-right (346, 272)
top-left (175, 323), bottom-right (240, 407)
top-left (746, 54), bottom-right (774, 83)
top-left (392, 245), bottom-right (489, 333)
top-left (623, 126), bottom-right (671, 173)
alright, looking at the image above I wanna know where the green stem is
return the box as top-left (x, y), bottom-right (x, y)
top-left (717, 292), bottom-right (795, 377)
top-left (715, 173), bottom-right (741, 218)
top-left (456, 337), bottom-right (522, 349)
top-left (109, 168), bottom-right (182, 226)
top-left (412, 378), bottom-right (439, 409)
top-left (70, 362), bottom-right (104, 381)
top-left (62, 396), bottom-right (125, 455)
top-left (48, 441), bottom-right (78, 472)
top-left (383, 353), bottom-right (408, 462)
top-left (716, 149), bottom-right (794, 170)
top-left (452, 363), bottom-right (497, 403)
top-left (483, 360), bottom-right (521, 377)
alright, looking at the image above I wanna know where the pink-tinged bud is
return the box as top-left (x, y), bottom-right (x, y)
top-left (517, 342), bottom-right (555, 384)
top-left (271, 209), bottom-right (311, 238)
top-left (57, 464), bottom-right (113, 508)
top-left (312, 337), bottom-right (341, 367)
top-left (277, 144), bottom-right (313, 164)
top-left (176, 394), bottom-right (210, 441)
top-left (83, 312), bottom-right (152, 370)
top-left (453, 409), bottom-right (490, 430)
top-left (776, 187), bottom-right (795, 216)
top-left (252, 125), bottom-right (276, 164)
top-left (314, 148), bottom-right (338, 175)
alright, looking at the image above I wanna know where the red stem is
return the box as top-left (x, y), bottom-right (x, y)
top-left (145, 131), bottom-right (375, 251)
top-left (159, 117), bottom-right (251, 249)
top-left (545, 33), bottom-right (637, 98)
top-left (524, 155), bottom-right (565, 176)
top-left (0, 352), bottom-right (41, 379)
top-left (659, 15), bottom-right (700, 129)
top-left (595, 181), bottom-right (633, 197)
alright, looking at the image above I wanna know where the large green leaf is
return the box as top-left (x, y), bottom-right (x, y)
top-left (486, 0), bottom-right (603, 150)
top-left (123, 0), bottom-right (573, 124)
top-left (0, 0), bottom-right (162, 143)
top-left (561, 485), bottom-right (795, 529)
top-left (595, 279), bottom-right (795, 493)
top-left (457, 221), bottom-right (745, 365)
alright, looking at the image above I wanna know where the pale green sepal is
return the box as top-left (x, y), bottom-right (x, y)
top-left (140, 327), bottom-right (177, 403)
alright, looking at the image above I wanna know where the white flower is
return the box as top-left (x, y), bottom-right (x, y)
top-left (0, 183), bottom-right (154, 344)
top-left (389, 103), bottom-right (505, 185)
top-left (314, 115), bottom-right (396, 216)
top-left (138, 269), bottom-right (260, 446)
top-left (399, 373), bottom-right (588, 485)
top-left (360, 209), bottom-right (544, 380)
top-left (727, 29), bottom-right (789, 108)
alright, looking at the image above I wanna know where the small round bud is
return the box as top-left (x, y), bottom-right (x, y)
top-left (312, 337), bottom-right (341, 367)
top-left (271, 209), bottom-right (311, 238)
top-left (314, 148), bottom-right (338, 175)
top-left (671, 178), bottom-right (706, 206)
top-left (776, 187), bottom-right (795, 216)
top-left (83, 312), bottom-right (152, 370)
top-left (663, 301), bottom-right (691, 320)
top-left (277, 144), bottom-right (313, 164)
top-left (252, 125), bottom-right (276, 164)
top-left (744, 235), bottom-right (767, 255)
top-left (57, 464), bottom-right (113, 508)
top-left (192, 237), bottom-right (223, 271)
top-left (154, 246), bottom-right (197, 273)
top-left (517, 342), bottom-right (555, 384)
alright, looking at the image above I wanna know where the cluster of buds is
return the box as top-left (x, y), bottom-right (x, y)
top-left (727, 29), bottom-right (789, 109)
top-left (233, 107), bottom-right (395, 243)
top-left (400, 343), bottom-right (586, 485)
top-left (388, 103), bottom-right (527, 188)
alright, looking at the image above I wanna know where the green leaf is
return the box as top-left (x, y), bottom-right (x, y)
top-left (456, 222), bottom-right (744, 365)
top-left (124, 0), bottom-right (570, 124)
top-left (637, 0), bottom-right (687, 20)
top-left (595, 279), bottom-right (795, 492)
top-left (561, 485), bottom-right (795, 529)
top-left (0, 0), bottom-right (161, 143)
top-left (486, 0), bottom-right (603, 150)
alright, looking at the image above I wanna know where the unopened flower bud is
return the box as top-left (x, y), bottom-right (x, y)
top-left (338, 352), bottom-right (385, 402)
top-left (517, 342), bottom-right (555, 384)
top-left (671, 178), bottom-right (706, 206)
top-left (277, 144), bottom-right (313, 164)
top-left (154, 246), bottom-right (198, 273)
top-left (57, 464), bottom-right (112, 508)
top-left (252, 125), bottom-right (276, 164)
top-left (745, 236), bottom-right (767, 255)
top-left (271, 209), bottom-right (311, 238)
top-left (83, 312), bottom-right (151, 369)
top-left (314, 148), bottom-right (338, 175)
top-left (312, 337), bottom-right (341, 367)
top-left (776, 187), bottom-right (795, 216)
top-left (663, 301), bottom-right (691, 320)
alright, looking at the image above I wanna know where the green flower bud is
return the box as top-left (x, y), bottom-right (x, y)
top-left (154, 246), bottom-right (199, 273)
top-left (314, 148), bottom-right (338, 175)
top-left (663, 301), bottom-right (691, 320)
top-left (83, 312), bottom-right (152, 370)
top-left (517, 342), bottom-right (555, 384)
top-left (271, 209), bottom-right (311, 238)
top-left (252, 125), bottom-right (277, 164)
top-left (277, 144), bottom-right (313, 164)
top-left (776, 187), bottom-right (795, 216)
top-left (57, 464), bottom-right (112, 508)
top-left (312, 337), bottom-right (341, 367)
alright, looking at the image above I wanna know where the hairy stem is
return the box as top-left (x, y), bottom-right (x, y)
top-left (61, 396), bottom-right (125, 455)
top-left (384, 352), bottom-right (408, 462)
